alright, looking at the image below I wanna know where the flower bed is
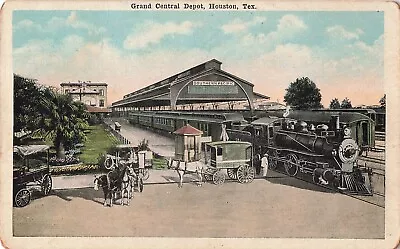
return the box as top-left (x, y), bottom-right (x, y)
top-left (51, 164), bottom-right (100, 175)
top-left (49, 155), bottom-right (80, 166)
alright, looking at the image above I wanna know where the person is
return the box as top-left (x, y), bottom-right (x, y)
top-left (261, 155), bottom-right (268, 178)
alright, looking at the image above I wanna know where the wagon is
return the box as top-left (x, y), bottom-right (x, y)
top-left (13, 145), bottom-right (52, 207)
top-left (203, 141), bottom-right (255, 185)
top-left (105, 144), bottom-right (153, 192)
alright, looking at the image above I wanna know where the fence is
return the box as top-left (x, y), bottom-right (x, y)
top-left (103, 122), bottom-right (131, 144)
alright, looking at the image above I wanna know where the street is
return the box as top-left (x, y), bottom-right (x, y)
top-left (13, 172), bottom-right (384, 238)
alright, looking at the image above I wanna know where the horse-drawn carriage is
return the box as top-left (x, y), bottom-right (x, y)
top-left (203, 141), bottom-right (255, 185)
top-left (13, 145), bottom-right (52, 207)
top-left (104, 144), bottom-right (153, 192)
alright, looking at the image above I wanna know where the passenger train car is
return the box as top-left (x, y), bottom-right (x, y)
top-left (128, 111), bottom-right (247, 141)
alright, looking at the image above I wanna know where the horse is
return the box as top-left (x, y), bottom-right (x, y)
top-left (167, 158), bottom-right (204, 188)
top-left (94, 164), bottom-right (132, 206)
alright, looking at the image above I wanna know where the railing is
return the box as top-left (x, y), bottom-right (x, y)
top-left (103, 122), bottom-right (131, 144)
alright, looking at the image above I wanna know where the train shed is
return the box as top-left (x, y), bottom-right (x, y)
top-left (111, 59), bottom-right (269, 114)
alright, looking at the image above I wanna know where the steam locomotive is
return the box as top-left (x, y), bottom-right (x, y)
top-left (227, 114), bottom-right (373, 195)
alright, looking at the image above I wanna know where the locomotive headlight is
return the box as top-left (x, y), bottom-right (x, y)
top-left (343, 127), bottom-right (351, 137)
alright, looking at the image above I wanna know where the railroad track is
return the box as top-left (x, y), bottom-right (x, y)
top-left (375, 131), bottom-right (385, 141)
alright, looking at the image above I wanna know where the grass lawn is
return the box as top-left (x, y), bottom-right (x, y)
top-left (79, 125), bottom-right (120, 164)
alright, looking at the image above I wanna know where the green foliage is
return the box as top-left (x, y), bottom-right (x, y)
top-left (379, 94), bottom-right (386, 108)
top-left (284, 77), bottom-right (323, 110)
top-left (79, 125), bottom-right (120, 165)
top-left (38, 88), bottom-right (89, 159)
top-left (13, 74), bottom-right (43, 135)
top-left (340, 97), bottom-right (352, 108)
top-left (329, 98), bottom-right (341, 109)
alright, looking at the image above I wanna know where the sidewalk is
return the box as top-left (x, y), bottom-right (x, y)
top-left (52, 168), bottom-right (282, 190)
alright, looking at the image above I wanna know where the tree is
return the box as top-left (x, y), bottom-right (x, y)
top-left (39, 88), bottom-right (89, 159)
top-left (284, 77), bottom-right (323, 109)
top-left (13, 74), bottom-right (43, 135)
top-left (340, 97), bottom-right (352, 109)
top-left (379, 94), bottom-right (386, 108)
top-left (329, 98), bottom-right (340, 109)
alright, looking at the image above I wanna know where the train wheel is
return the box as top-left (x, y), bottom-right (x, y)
top-left (237, 165), bottom-right (255, 184)
top-left (15, 188), bottom-right (31, 207)
top-left (212, 170), bottom-right (225, 185)
top-left (268, 150), bottom-right (279, 170)
top-left (284, 154), bottom-right (299, 177)
top-left (227, 169), bottom-right (237, 179)
top-left (41, 174), bottom-right (52, 196)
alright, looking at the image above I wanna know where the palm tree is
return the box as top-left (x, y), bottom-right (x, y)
top-left (39, 88), bottom-right (89, 159)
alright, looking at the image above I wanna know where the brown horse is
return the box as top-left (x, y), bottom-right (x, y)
top-left (94, 164), bottom-right (131, 206)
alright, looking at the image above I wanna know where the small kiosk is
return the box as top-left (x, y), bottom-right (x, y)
top-left (173, 124), bottom-right (203, 162)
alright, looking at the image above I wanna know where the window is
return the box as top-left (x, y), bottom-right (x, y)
top-left (99, 100), bottom-right (105, 107)
top-left (65, 89), bottom-right (70, 94)
top-left (217, 147), bottom-right (223, 156)
top-left (99, 89), bottom-right (104, 96)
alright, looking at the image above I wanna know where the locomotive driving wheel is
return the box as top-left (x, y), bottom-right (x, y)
top-left (212, 170), bottom-right (225, 185)
top-left (41, 174), bottom-right (52, 196)
top-left (227, 168), bottom-right (237, 179)
top-left (236, 165), bottom-right (255, 184)
top-left (284, 154), bottom-right (299, 177)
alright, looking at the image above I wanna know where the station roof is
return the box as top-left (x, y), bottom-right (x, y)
top-left (112, 59), bottom-right (269, 108)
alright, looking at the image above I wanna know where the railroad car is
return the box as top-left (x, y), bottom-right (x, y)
top-left (128, 111), bottom-right (247, 141)
top-left (227, 114), bottom-right (373, 195)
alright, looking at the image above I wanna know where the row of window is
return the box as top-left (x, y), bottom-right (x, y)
top-left (64, 88), bottom-right (105, 96)
top-left (154, 117), bottom-right (174, 126)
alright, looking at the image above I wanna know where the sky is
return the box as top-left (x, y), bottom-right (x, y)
top-left (12, 10), bottom-right (384, 107)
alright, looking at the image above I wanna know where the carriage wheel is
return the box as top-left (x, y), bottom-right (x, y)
top-left (41, 174), bottom-right (52, 196)
top-left (142, 169), bottom-right (150, 181)
top-left (237, 165), bottom-right (255, 184)
top-left (15, 188), bottom-right (31, 207)
top-left (227, 168), bottom-right (237, 179)
top-left (203, 168), bottom-right (215, 182)
top-left (104, 156), bottom-right (114, 170)
top-left (284, 154), bottom-right (299, 177)
top-left (212, 170), bottom-right (225, 185)
top-left (138, 178), bottom-right (144, 192)
top-left (268, 150), bottom-right (279, 170)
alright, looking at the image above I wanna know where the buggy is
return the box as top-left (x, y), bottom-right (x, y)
top-left (104, 144), bottom-right (153, 192)
top-left (13, 145), bottom-right (52, 207)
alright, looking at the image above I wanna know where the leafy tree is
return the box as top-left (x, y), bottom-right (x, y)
top-left (39, 88), bottom-right (89, 159)
top-left (329, 98), bottom-right (341, 109)
top-left (379, 94), bottom-right (386, 108)
top-left (284, 77), bottom-right (323, 109)
top-left (13, 74), bottom-right (43, 135)
top-left (340, 97), bottom-right (352, 109)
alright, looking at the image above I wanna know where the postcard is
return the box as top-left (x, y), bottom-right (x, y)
top-left (0, 0), bottom-right (399, 248)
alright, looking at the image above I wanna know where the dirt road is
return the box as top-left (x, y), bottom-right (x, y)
top-left (13, 177), bottom-right (384, 238)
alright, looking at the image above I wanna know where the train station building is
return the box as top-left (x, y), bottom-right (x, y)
top-left (111, 59), bottom-right (270, 114)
